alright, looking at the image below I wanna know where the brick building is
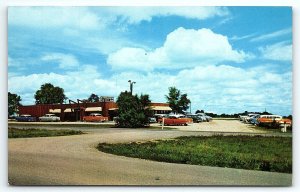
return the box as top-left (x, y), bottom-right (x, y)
top-left (18, 101), bottom-right (171, 121)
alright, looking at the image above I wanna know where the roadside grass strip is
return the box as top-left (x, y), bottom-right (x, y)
top-left (98, 135), bottom-right (292, 173)
top-left (8, 127), bottom-right (84, 138)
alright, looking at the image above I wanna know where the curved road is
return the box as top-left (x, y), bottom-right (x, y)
top-left (8, 121), bottom-right (292, 186)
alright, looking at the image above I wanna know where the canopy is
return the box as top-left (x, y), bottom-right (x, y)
top-left (85, 107), bottom-right (102, 112)
top-left (149, 106), bottom-right (172, 111)
top-left (49, 109), bottom-right (61, 113)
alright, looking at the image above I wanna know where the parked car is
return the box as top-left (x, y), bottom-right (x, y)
top-left (113, 116), bottom-right (119, 122)
top-left (160, 115), bottom-right (193, 126)
top-left (148, 117), bottom-right (157, 123)
top-left (239, 115), bottom-right (248, 122)
top-left (186, 114), bottom-right (203, 123)
top-left (257, 115), bottom-right (291, 127)
top-left (196, 113), bottom-right (212, 122)
top-left (249, 114), bottom-right (261, 125)
top-left (39, 114), bottom-right (60, 122)
top-left (243, 114), bottom-right (260, 123)
top-left (83, 113), bottom-right (108, 122)
top-left (154, 113), bottom-right (168, 122)
top-left (15, 114), bottom-right (37, 122)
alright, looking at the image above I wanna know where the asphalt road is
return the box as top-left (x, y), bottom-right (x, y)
top-left (8, 120), bottom-right (292, 186)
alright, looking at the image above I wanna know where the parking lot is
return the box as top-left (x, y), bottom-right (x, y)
top-left (9, 119), bottom-right (269, 134)
top-left (151, 119), bottom-right (267, 133)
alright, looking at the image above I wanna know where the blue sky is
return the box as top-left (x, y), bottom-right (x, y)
top-left (8, 6), bottom-right (292, 115)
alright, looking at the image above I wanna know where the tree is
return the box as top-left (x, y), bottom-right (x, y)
top-left (195, 109), bottom-right (205, 114)
top-left (34, 83), bottom-right (66, 104)
top-left (8, 92), bottom-right (21, 117)
top-left (88, 93), bottom-right (100, 102)
top-left (165, 87), bottom-right (190, 114)
top-left (116, 91), bottom-right (151, 128)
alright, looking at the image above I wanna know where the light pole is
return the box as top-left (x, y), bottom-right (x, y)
top-left (128, 80), bottom-right (136, 95)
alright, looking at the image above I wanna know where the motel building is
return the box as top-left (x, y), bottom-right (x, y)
top-left (18, 96), bottom-right (172, 122)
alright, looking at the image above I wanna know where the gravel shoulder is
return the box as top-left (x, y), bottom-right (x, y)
top-left (8, 120), bottom-right (292, 185)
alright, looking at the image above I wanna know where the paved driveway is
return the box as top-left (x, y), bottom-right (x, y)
top-left (8, 120), bottom-right (292, 186)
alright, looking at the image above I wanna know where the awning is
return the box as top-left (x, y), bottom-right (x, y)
top-left (149, 106), bottom-right (172, 111)
top-left (49, 109), bottom-right (61, 113)
top-left (64, 108), bottom-right (73, 113)
top-left (85, 107), bottom-right (102, 112)
top-left (109, 108), bottom-right (118, 111)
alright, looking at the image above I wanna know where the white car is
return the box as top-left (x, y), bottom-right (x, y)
top-left (196, 113), bottom-right (212, 122)
top-left (243, 114), bottom-right (260, 123)
top-left (39, 114), bottom-right (60, 122)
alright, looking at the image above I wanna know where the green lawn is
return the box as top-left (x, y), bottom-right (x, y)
top-left (8, 128), bottom-right (84, 138)
top-left (98, 135), bottom-right (292, 173)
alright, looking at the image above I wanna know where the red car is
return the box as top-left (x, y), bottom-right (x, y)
top-left (159, 116), bottom-right (193, 126)
top-left (83, 113), bottom-right (108, 122)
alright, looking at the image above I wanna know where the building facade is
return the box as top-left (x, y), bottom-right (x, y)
top-left (18, 101), bottom-right (171, 121)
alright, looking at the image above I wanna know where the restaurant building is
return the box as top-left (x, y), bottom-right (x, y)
top-left (18, 98), bottom-right (172, 121)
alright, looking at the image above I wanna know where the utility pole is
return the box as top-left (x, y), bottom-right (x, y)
top-left (128, 80), bottom-right (136, 95)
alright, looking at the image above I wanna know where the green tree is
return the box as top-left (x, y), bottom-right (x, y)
top-left (34, 83), bottom-right (66, 104)
top-left (8, 92), bottom-right (21, 117)
top-left (116, 91), bottom-right (151, 128)
top-left (88, 93), bottom-right (100, 102)
top-left (196, 109), bottom-right (205, 114)
top-left (165, 87), bottom-right (190, 114)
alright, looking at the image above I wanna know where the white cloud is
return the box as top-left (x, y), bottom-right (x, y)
top-left (106, 7), bottom-right (229, 24)
top-left (41, 53), bottom-right (80, 69)
top-left (108, 27), bottom-right (252, 71)
top-left (9, 7), bottom-right (103, 30)
top-left (9, 7), bottom-right (229, 30)
top-left (250, 28), bottom-right (291, 42)
top-left (107, 47), bottom-right (154, 71)
top-left (230, 33), bottom-right (257, 41)
top-left (259, 42), bottom-right (292, 61)
top-left (8, 65), bottom-right (106, 104)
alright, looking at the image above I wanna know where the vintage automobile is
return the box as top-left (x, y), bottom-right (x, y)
top-left (83, 113), bottom-right (108, 122)
top-left (249, 114), bottom-right (261, 125)
top-left (239, 115), bottom-right (248, 122)
top-left (148, 117), bottom-right (157, 123)
top-left (196, 113), bottom-right (212, 122)
top-left (159, 114), bottom-right (193, 126)
top-left (15, 114), bottom-right (37, 122)
top-left (243, 113), bottom-right (260, 123)
top-left (39, 114), bottom-right (60, 122)
top-left (256, 115), bottom-right (292, 127)
top-left (186, 114), bottom-right (203, 123)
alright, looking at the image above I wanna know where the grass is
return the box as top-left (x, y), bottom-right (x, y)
top-left (97, 135), bottom-right (292, 173)
top-left (8, 127), bottom-right (84, 138)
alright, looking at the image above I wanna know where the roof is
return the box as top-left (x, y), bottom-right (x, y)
top-left (85, 107), bottom-right (102, 112)
top-left (49, 109), bottom-right (61, 113)
top-left (149, 106), bottom-right (172, 111)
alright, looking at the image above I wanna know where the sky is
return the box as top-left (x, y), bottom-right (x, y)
top-left (7, 6), bottom-right (292, 115)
